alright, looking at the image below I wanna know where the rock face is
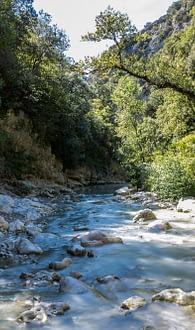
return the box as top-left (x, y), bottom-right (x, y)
top-left (121, 296), bottom-right (147, 311)
top-left (133, 209), bottom-right (157, 223)
top-left (152, 288), bottom-right (195, 306)
top-left (177, 197), bottom-right (195, 213)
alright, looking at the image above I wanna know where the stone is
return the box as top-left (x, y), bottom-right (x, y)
top-left (177, 197), bottom-right (195, 213)
top-left (147, 220), bottom-right (172, 232)
top-left (133, 209), bottom-right (157, 223)
top-left (17, 238), bottom-right (43, 255)
top-left (67, 244), bottom-right (86, 256)
top-left (0, 194), bottom-right (15, 213)
top-left (96, 275), bottom-right (119, 284)
top-left (121, 295), bottom-right (147, 311)
top-left (80, 230), bottom-right (123, 247)
top-left (9, 220), bottom-right (25, 233)
top-left (49, 257), bottom-right (73, 270)
top-left (0, 216), bottom-right (9, 231)
top-left (152, 288), bottom-right (195, 306)
top-left (114, 186), bottom-right (131, 196)
top-left (17, 306), bottom-right (48, 323)
top-left (45, 302), bottom-right (70, 315)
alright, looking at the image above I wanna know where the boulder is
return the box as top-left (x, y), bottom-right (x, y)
top-left (17, 238), bottom-right (43, 255)
top-left (121, 295), bottom-right (147, 311)
top-left (152, 288), bottom-right (195, 306)
top-left (177, 197), bottom-right (195, 213)
top-left (133, 209), bottom-right (157, 223)
top-left (0, 216), bottom-right (9, 231)
top-left (147, 220), bottom-right (172, 232)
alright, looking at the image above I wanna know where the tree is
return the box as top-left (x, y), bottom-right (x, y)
top-left (112, 76), bottom-right (146, 164)
top-left (82, 5), bottom-right (195, 99)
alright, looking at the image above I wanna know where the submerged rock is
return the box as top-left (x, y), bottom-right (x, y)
top-left (120, 295), bottom-right (147, 311)
top-left (67, 244), bottom-right (86, 256)
top-left (152, 288), bottom-right (195, 306)
top-left (133, 209), bottom-right (157, 223)
top-left (80, 230), bottom-right (123, 247)
top-left (96, 275), bottom-right (119, 284)
top-left (49, 257), bottom-right (73, 270)
top-left (59, 275), bottom-right (90, 293)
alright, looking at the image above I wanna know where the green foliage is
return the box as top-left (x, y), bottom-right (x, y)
top-left (82, 6), bottom-right (136, 43)
top-left (147, 154), bottom-right (194, 201)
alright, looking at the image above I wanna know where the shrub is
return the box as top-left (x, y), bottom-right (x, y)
top-left (147, 155), bottom-right (194, 201)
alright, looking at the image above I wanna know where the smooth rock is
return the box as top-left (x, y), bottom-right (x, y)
top-left (133, 209), bottom-right (157, 223)
top-left (17, 238), bottom-right (43, 254)
top-left (147, 220), bottom-right (172, 232)
top-left (121, 295), bottom-right (147, 311)
top-left (49, 257), bottom-right (73, 270)
top-left (152, 288), bottom-right (195, 306)
top-left (9, 220), bottom-right (25, 233)
top-left (80, 230), bottom-right (123, 246)
top-left (177, 197), bottom-right (195, 213)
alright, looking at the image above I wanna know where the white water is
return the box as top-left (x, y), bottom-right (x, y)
top-left (0, 187), bottom-right (195, 329)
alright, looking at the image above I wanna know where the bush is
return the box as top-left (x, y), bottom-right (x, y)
top-left (147, 155), bottom-right (194, 201)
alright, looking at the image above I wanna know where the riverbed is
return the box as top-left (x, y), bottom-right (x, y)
top-left (0, 185), bottom-right (195, 329)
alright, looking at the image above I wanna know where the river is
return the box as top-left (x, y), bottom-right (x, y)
top-left (0, 185), bottom-right (195, 329)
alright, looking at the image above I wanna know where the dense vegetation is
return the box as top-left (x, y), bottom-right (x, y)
top-left (0, 0), bottom-right (194, 199)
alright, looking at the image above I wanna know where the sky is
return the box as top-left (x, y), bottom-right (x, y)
top-left (33, 0), bottom-right (174, 61)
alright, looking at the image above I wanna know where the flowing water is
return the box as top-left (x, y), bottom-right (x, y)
top-left (0, 185), bottom-right (195, 330)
